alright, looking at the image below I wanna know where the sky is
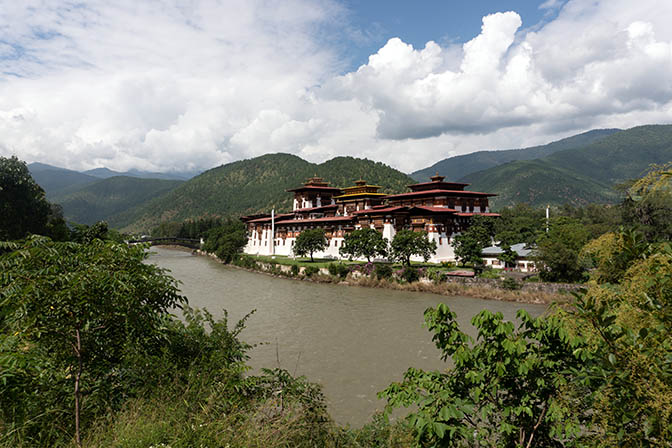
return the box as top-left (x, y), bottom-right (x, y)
top-left (1, 0), bottom-right (671, 175)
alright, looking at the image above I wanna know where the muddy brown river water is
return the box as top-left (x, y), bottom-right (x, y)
top-left (148, 247), bottom-right (547, 426)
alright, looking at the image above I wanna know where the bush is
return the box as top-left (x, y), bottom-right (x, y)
top-left (374, 263), bottom-right (393, 280)
top-left (501, 277), bottom-right (521, 290)
top-left (478, 268), bottom-right (501, 279)
top-left (399, 267), bottom-right (420, 283)
top-left (327, 262), bottom-right (349, 279)
top-left (234, 254), bottom-right (258, 269)
top-left (290, 264), bottom-right (300, 276)
top-left (427, 268), bottom-right (447, 284)
top-left (303, 266), bottom-right (319, 277)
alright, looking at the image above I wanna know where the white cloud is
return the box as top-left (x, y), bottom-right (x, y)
top-left (1, 0), bottom-right (671, 175)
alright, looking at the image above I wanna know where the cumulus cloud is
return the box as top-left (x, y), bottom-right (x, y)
top-left (0, 0), bottom-right (671, 174)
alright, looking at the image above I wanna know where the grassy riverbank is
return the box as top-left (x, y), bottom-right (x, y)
top-left (204, 252), bottom-right (568, 305)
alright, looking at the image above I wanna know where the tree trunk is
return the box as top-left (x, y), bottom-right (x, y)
top-left (310, 251), bottom-right (314, 262)
top-left (74, 328), bottom-right (83, 448)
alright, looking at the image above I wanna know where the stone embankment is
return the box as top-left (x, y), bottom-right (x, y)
top-left (196, 251), bottom-right (575, 305)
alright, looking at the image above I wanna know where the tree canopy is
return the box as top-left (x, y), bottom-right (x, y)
top-left (389, 230), bottom-right (436, 266)
top-left (0, 156), bottom-right (53, 240)
top-left (293, 228), bottom-right (327, 262)
top-left (339, 228), bottom-right (388, 262)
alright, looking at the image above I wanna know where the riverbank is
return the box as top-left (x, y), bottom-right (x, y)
top-left (196, 250), bottom-right (572, 305)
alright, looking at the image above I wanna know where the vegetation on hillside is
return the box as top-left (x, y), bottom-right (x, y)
top-left (113, 154), bottom-right (416, 233)
top-left (411, 128), bottom-right (619, 181)
top-left (462, 125), bottom-right (672, 208)
top-left (50, 176), bottom-right (184, 225)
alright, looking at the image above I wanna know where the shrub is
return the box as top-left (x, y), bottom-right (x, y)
top-left (399, 267), bottom-right (420, 283)
top-left (234, 254), bottom-right (257, 269)
top-left (374, 263), bottom-right (393, 280)
top-left (290, 264), bottom-right (300, 276)
top-left (303, 266), bottom-right (319, 277)
top-left (501, 277), bottom-right (521, 290)
top-left (427, 267), bottom-right (447, 284)
top-left (327, 262), bottom-right (349, 279)
top-left (478, 268), bottom-right (501, 279)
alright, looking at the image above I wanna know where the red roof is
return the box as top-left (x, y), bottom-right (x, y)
top-left (385, 189), bottom-right (497, 198)
top-left (455, 212), bottom-right (501, 217)
top-left (408, 181), bottom-right (469, 189)
top-left (352, 206), bottom-right (408, 215)
top-left (408, 206), bottom-right (457, 213)
top-left (275, 216), bottom-right (354, 225)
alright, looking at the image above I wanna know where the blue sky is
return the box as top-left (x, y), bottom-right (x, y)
top-left (341, 0), bottom-right (559, 70)
top-left (0, 0), bottom-right (670, 173)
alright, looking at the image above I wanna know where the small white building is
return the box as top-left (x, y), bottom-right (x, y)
top-left (482, 243), bottom-right (537, 273)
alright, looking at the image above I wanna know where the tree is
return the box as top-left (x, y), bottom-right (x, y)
top-left (620, 163), bottom-right (672, 242)
top-left (498, 243), bottom-right (518, 268)
top-left (293, 228), bottom-right (327, 262)
top-left (451, 233), bottom-right (483, 267)
top-left (203, 219), bottom-right (248, 263)
top-left (389, 230), bottom-right (436, 266)
top-left (535, 217), bottom-right (591, 282)
top-left (0, 236), bottom-right (184, 446)
top-left (339, 228), bottom-right (388, 262)
top-left (0, 156), bottom-right (52, 240)
top-left (381, 303), bottom-right (585, 447)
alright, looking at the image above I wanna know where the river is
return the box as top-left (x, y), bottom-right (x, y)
top-left (147, 247), bottom-right (547, 426)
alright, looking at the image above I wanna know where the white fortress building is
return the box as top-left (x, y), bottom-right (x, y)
top-left (241, 175), bottom-right (498, 263)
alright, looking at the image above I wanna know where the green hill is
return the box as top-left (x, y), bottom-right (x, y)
top-left (112, 154), bottom-right (416, 233)
top-left (411, 128), bottom-right (620, 181)
top-left (462, 124), bottom-right (672, 208)
top-left (28, 163), bottom-right (98, 198)
top-left (51, 176), bottom-right (184, 225)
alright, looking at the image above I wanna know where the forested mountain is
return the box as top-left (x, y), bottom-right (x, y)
top-left (410, 128), bottom-right (620, 181)
top-left (28, 163), bottom-right (98, 198)
top-left (84, 167), bottom-right (196, 180)
top-left (463, 125), bottom-right (672, 208)
top-left (51, 176), bottom-right (184, 225)
top-left (113, 154), bottom-right (415, 232)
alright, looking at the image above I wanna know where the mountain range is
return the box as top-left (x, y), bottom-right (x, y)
top-left (26, 123), bottom-right (672, 232)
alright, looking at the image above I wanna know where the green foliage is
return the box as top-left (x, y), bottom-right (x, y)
top-left (291, 264), bottom-right (300, 276)
top-left (498, 243), bottom-right (518, 268)
top-left (152, 217), bottom-right (224, 239)
top-left (620, 162), bottom-right (672, 242)
top-left (452, 234), bottom-right (483, 267)
top-left (374, 263), bottom-right (393, 280)
top-left (339, 228), bottom-right (388, 262)
top-left (203, 219), bottom-right (248, 263)
top-left (0, 156), bottom-right (53, 240)
top-left (381, 303), bottom-right (585, 447)
top-left (293, 228), bottom-right (327, 262)
top-left (535, 217), bottom-right (591, 283)
top-left (303, 265), bottom-right (320, 277)
top-left (328, 262), bottom-right (350, 279)
top-left (233, 254), bottom-right (259, 269)
top-left (390, 230), bottom-right (437, 267)
top-left (399, 267), bottom-right (420, 283)
top-left (501, 277), bottom-right (521, 290)
top-left (0, 236), bottom-right (185, 445)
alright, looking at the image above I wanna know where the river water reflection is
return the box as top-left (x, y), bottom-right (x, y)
top-left (148, 247), bottom-right (547, 426)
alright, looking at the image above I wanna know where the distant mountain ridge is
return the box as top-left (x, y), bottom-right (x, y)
top-left (113, 154), bottom-right (417, 233)
top-left (462, 125), bottom-right (672, 207)
top-left (410, 128), bottom-right (621, 181)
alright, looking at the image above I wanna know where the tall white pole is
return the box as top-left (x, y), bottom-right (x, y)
top-left (546, 205), bottom-right (550, 233)
top-left (271, 208), bottom-right (275, 256)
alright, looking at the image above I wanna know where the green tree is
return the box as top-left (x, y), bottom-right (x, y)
top-left (381, 303), bottom-right (585, 447)
top-left (0, 236), bottom-right (184, 446)
top-left (203, 219), bottom-right (248, 263)
top-left (293, 228), bottom-right (327, 262)
top-left (451, 233), bottom-right (483, 267)
top-left (390, 230), bottom-right (436, 266)
top-left (0, 156), bottom-right (52, 240)
top-left (339, 228), bottom-right (388, 262)
top-left (498, 243), bottom-right (518, 268)
top-left (620, 163), bottom-right (672, 242)
top-left (535, 217), bottom-right (591, 282)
